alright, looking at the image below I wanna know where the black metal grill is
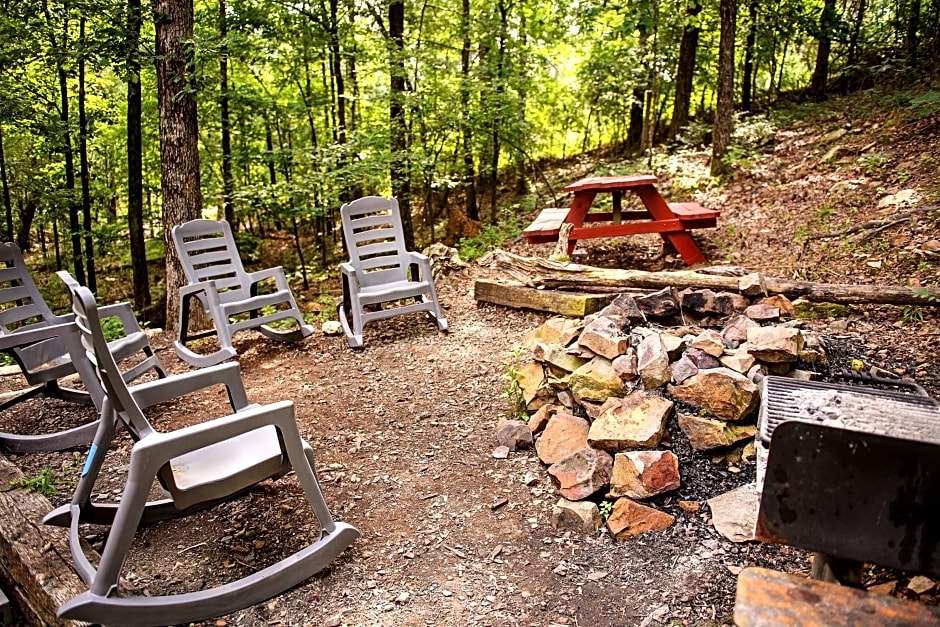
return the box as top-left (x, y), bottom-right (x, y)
top-left (759, 374), bottom-right (940, 447)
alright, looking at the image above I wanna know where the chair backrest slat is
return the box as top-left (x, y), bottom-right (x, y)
top-left (173, 219), bottom-right (251, 300)
top-left (340, 197), bottom-right (410, 288)
top-left (0, 243), bottom-right (68, 370)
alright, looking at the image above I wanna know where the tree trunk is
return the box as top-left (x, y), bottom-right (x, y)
top-left (810, 0), bottom-right (837, 100)
top-left (389, 0), bottom-right (415, 250)
top-left (487, 0), bottom-right (508, 222)
top-left (44, 0), bottom-right (85, 284)
top-left (219, 0), bottom-right (235, 226)
top-left (907, 0), bottom-right (922, 64)
top-left (127, 0), bottom-right (150, 310)
top-left (0, 124), bottom-right (12, 241)
top-left (848, 0), bottom-right (867, 67)
top-left (154, 0), bottom-right (203, 333)
top-left (78, 17), bottom-right (96, 293)
top-left (669, 1), bottom-right (702, 141)
top-left (711, 0), bottom-right (737, 175)
top-left (328, 0), bottom-right (349, 202)
top-left (741, 0), bottom-right (758, 112)
top-left (460, 0), bottom-right (478, 222)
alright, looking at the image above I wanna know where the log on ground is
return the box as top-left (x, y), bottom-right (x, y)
top-left (482, 249), bottom-right (940, 307)
top-left (0, 454), bottom-right (90, 627)
top-left (473, 279), bottom-right (618, 317)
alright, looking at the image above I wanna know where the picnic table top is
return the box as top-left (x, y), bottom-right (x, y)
top-left (562, 174), bottom-right (659, 194)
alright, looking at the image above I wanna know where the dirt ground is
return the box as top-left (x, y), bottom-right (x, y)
top-left (3, 86), bottom-right (940, 626)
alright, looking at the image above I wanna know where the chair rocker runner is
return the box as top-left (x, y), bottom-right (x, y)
top-left (338, 196), bottom-right (448, 348)
top-left (0, 243), bottom-right (165, 453)
top-left (171, 219), bottom-right (313, 367)
top-left (44, 275), bottom-right (359, 626)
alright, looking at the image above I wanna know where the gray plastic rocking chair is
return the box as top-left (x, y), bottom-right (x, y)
top-left (171, 219), bottom-right (313, 367)
top-left (0, 243), bottom-right (165, 453)
top-left (338, 196), bottom-right (448, 348)
top-left (43, 273), bottom-right (359, 626)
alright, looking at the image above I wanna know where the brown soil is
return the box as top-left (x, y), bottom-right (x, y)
top-left (3, 86), bottom-right (940, 626)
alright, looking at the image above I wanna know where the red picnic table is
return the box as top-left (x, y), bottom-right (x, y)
top-left (523, 174), bottom-right (719, 265)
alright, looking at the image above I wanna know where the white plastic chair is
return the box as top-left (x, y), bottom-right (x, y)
top-left (171, 219), bottom-right (313, 366)
top-left (0, 243), bottom-right (164, 452)
top-left (43, 273), bottom-right (359, 626)
top-left (338, 196), bottom-right (447, 348)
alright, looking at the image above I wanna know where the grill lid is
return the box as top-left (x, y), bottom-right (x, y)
top-left (758, 375), bottom-right (940, 447)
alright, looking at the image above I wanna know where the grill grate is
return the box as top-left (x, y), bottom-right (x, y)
top-left (759, 375), bottom-right (940, 447)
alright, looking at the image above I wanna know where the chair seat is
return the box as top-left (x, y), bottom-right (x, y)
top-left (170, 423), bottom-right (285, 493)
top-left (358, 279), bottom-right (432, 304)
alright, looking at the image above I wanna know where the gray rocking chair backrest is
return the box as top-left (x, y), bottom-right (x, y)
top-left (170, 219), bottom-right (312, 367)
top-left (44, 274), bottom-right (359, 626)
top-left (337, 196), bottom-right (448, 348)
top-left (341, 196), bottom-right (412, 289)
top-left (0, 245), bottom-right (164, 452)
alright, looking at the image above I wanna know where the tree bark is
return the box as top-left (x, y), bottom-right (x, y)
top-left (0, 124), bottom-right (12, 241)
top-left (810, 0), bottom-right (837, 100)
top-left (127, 0), bottom-right (150, 310)
top-left (219, 0), bottom-right (235, 226)
top-left (741, 0), bottom-right (758, 112)
top-left (483, 250), bottom-right (940, 307)
top-left (907, 0), bottom-right (922, 64)
top-left (460, 0), bottom-right (478, 222)
top-left (78, 17), bottom-right (96, 293)
top-left (669, 1), bottom-right (702, 141)
top-left (44, 0), bottom-right (85, 284)
top-left (711, 0), bottom-right (737, 176)
top-left (389, 0), bottom-right (414, 250)
top-left (155, 0), bottom-right (203, 332)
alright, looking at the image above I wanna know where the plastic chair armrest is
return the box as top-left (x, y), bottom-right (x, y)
top-left (135, 400), bottom-right (297, 460)
top-left (0, 319), bottom-right (77, 351)
top-left (129, 362), bottom-right (251, 411)
top-left (97, 302), bottom-right (144, 335)
top-left (246, 267), bottom-right (290, 292)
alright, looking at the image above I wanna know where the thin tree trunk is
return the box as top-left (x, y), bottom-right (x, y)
top-left (78, 17), bottom-right (96, 292)
top-left (389, 0), bottom-right (414, 250)
top-left (669, 1), bottom-right (702, 141)
top-left (219, 0), bottom-right (235, 226)
top-left (155, 0), bottom-right (203, 332)
top-left (0, 124), bottom-right (12, 241)
top-left (711, 0), bottom-right (737, 175)
top-left (907, 0), bottom-right (922, 64)
top-left (127, 0), bottom-right (150, 310)
top-left (848, 0), bottom-right (867, 66)
top-left (460, 0), bottom-right (478, 222)
top-left (810, 0), bottom-right (837, 100)
top-left (44, 0), bottom-right (85, 283)
top-left (487, 0), bottom-right (508, 222)
top-left (328, 0), bottom-right (349, 202)
top-left (742, 0), bottom-right (758, 111)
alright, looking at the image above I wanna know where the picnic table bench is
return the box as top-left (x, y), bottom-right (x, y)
top-left (523, 174), bottom-right (719, 265)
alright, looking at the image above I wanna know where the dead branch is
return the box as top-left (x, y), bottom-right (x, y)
top-left (806, 205), bottom-right (938, 241)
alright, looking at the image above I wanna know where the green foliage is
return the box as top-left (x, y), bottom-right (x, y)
top-left (599, 500), bottom-right (614, 520)
top-left (457, 215), bottom-right (523, 262)
top-left (500, 347), bottom-right (528, 421)
top-left (794, 301), bottom-right (848, 319)
top-left (7, 468), bottom-right (61, 498)
top-left (860, 152), bottom-right (889, 175)
top-left (722, 114), bottom-right (776, 170)
top-left (901, 306), bottom-right (925, 324)
top-left (913, 287), bottom-right (940, 303)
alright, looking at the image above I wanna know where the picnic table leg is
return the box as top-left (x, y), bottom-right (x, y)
top-left (565, 192), bottom-right (595, 255)
top-left (633, 186), bottom-right (707, 265)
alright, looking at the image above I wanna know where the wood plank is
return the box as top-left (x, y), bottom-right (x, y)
top-left (734, 567), bottom-right (940, 626)
top-left (473, 278), bottom-right (615, 317)
top-left (563, 175), bottom-right (658, 194)
top-left (0, 454), bottom-right (90, 627)
top-left (668, 201), bottom-right (720, 219)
